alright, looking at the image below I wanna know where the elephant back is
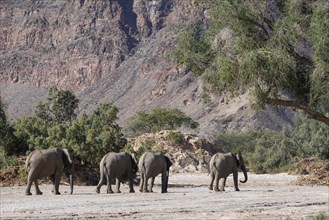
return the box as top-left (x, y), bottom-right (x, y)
top-left (25, 149), bottom-right (43, 170)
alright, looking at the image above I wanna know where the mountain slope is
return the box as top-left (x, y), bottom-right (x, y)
top-left (0, 0), bottom-right (294, 137)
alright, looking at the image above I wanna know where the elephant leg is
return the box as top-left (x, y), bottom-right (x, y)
top-left (149, 177), bottom-right (155, 193)
top-left (233, 172), bottom-right (240, 191)
top-left (214, 173), bottom-right (220, 191)
top-left (106, 174), bottom-right (114, 194)
top-left (116, 178), bottom-right (121, 193)
top-left (49, 174), bottom-right (56, 193)
top-left (53, 174), bottom-right (61, 195)
top-left (161, 171), bottom-right (167, 193)
top-left (220, 177), bottom-right (227, 191)
top-left (34, 180), bottom-right (43, 195)
top-left (208, 172), bottom-right (215, 190)
top-left (139, 172), bottom-right (144, 192)
top-left (144, 177), bottom-right (149, 193)
top-left (96, 174), bottom-right (105, 193)
top-left (128, 173), bottom-right (135, 193)
top-left (25, 176), bottom-right (33, 195)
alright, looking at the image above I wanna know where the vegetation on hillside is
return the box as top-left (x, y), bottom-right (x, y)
top-left (174, 0), bottom-right (329, 126)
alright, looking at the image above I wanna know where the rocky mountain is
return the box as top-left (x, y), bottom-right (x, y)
top-left (0, 0), bottom-right (294, 138)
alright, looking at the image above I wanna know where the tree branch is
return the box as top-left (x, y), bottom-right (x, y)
top-left (265, 97), bottom-right (329, 126)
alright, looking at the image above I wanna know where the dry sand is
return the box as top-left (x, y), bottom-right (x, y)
top-left (1, 173), bottom-right (328, 219)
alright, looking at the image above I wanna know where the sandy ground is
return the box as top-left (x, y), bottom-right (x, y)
top-left (1, 173), bottom-right (328, 220)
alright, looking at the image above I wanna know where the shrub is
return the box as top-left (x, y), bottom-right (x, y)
top-left (0, 148), bottom-right (19, 169)
top-left (125, 108), bottom-right (198, 137)
top-left (68, 103), bottom-right (127, 164)
top-left (166, 131), bottom-right (185, 146)
top-left (213, 116), bottom-right (329, 174)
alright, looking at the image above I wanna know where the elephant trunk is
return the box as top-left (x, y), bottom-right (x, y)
top-left (240, 165), bottom-right (248, 183)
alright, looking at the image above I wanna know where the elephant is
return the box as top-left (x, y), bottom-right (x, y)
top-left (95, 152), bottom-right (137, 194)
top-left (138, 152), bottom-right (172, 193)
top-left (208, 152), bottom-right (248, 192)
top-left (25, 148), bottom-right (74, 195)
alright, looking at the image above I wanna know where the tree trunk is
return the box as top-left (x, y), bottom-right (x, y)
top-left (265, 98), bottom-right (329, 126)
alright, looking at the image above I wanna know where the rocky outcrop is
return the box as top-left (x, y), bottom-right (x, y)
top-left (129, 130), bottom-right (219, 173)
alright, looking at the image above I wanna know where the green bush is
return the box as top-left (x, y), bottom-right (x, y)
top-left (166, 131), bottom-right (185, 146)
top-left (214, 116), bottom-right (329, 174)
top-left (0, 148), bottom-right (19, 169)
top-left (313, 213), bottom-right (329, 220)
top-left (125, 108), bottom-right (198, 137)
top-left (68, 103), bottom-right (127, 164)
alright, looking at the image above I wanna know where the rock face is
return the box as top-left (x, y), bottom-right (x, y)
top-left (0, 1), bottom-right (295, 135)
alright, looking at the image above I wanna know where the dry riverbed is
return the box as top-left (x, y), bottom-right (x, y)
top-left (1, 173), bottom-right (328, 219)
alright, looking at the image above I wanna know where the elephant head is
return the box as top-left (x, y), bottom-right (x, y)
top-left (62, 149), bottom-right (74, 194)
top-left (235, 153), bottom-right (248, 183)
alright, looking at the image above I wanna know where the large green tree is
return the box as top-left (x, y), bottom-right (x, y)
top-left (175, 0), bottom-right (329, 126)
top-left (0, 95), bottom-right (19, 155)
top-left (35, 86), bottom-right (79, 123)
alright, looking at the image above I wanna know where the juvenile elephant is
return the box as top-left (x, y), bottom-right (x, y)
top-left (96, 152), bottom-right (137, 194)
top-left (25, 148), bottom-right (74, 195)
top-left (138, 152), bottom-right (172, 193)
top-left (208, 152), bottom-right (248, 192)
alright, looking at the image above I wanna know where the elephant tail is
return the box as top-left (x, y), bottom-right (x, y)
top-left (212, 161), bottom-right (221, 174)
top-left (139, 161), bottom-right (146, 176)
top-left (103, 162), bottom-right (108, 181)
top-left (25, 150), bottom-right (36, 173)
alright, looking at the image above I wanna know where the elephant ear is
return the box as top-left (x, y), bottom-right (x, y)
top-left (130, 154), bottom-right (138, 173)
top-left (164, 156), bottom-right (173, 171)
top-left (233, 153), bottom-right (241, 167)
top-left (62, 149), bottom-right (73, 166)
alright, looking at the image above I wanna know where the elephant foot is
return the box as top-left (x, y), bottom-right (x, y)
top-left (208, 186), bottom-right (213, 190)
top-left (96, 188), bottom-right (100, 194)
top-left (54, 191), bottom-right (61, 195)
top-left (161, 190), bottom-right (168, 193)
top-left (129, 189), bottom-right (135, 193)
top-left (235, 188), bottom-right (240, 191)
top-left (25, 191), bottom-right (32, 196)
top-left (36, 191), bottom-right (43, 195)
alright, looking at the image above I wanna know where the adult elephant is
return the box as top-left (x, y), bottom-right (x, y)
top-left (95, 152), bottom-right (137, 194)
top-left (138, 152), bottom-right (172, 193)
top-left (208, 152), bottom-right (248, 192)
top-left (25, 148), bottom-right (74, 195)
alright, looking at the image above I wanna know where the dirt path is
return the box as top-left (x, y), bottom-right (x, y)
top-left (1, 173), bottom-right (328, 219)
